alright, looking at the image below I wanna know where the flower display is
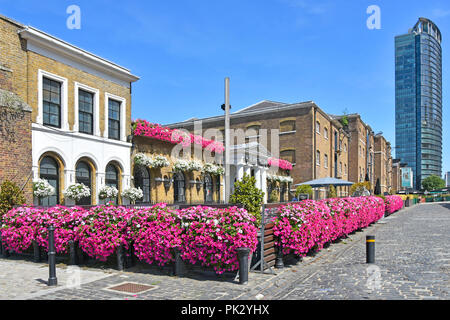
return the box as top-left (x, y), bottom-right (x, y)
top-left (63, 183), bottom-right (91, 201)
top-left (134, 153), bottom-right (170, 168)
top-left (132, 119), bottom-right (225, 154)
top-left (173, 159), bottom-right (203, 172)
top-left (202, 163), bottom-right (225, 176)
top-left (122, 187), bottom-right (144, 203)
top-left (152, 155), bottom-right (170, 168)
top-left (268, 158), bottom-right (293, 171)
top-left (98, 186), bottom-right (119, 200)
top-left (1, 196), bottom-right (403, 275)
top-left (267, 174), bottom-right (293, 183)
top-left (272, 196), bottom-right (393, 256)
top-left (32, 178), bottom-right (55, 198)
top-left (384, 195), bottom-right (404, 214)
top-left (176, 206), bottom-right (258, 274)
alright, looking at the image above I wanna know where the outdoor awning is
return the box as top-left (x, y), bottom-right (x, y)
top-left (294, 177), bottom-right (354, 188)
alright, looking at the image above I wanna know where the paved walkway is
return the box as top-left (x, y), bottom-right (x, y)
top-left (0, 203), bottom-right (449, 300)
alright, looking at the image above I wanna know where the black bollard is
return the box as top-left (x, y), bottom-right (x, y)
top-left (68, 240), bottom-right (78, 265)
top-left (237, 248), bottom-right (250, 285)
top-left (366, 235), bottom-right (375, 264)
top-left (33, 240), bottom-right (41, 262)
top-left (173, 247), bottom-right (184, 277)
top-left (47, 226), bottom-right (57, 286)
top-left (116, 245), bottom-right (125, 271)
top-left (275, 239), bottom-right (284, 269)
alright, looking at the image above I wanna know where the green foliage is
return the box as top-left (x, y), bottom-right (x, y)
top-left (0, 180), bottom-right (26, 216)
top-left (422, 175), bottom-right (445, 191)
top-left (295, 185), bottom-right (313, 198)
top-left (350, 182), bottom-right (371, 195)
top-left (339, 115), bottom-right (349, 127)
top-left (229, 174), bottom-right (264, 225)
top-left (269, 189), bottom-right (279, 203)
top-left (328, 185), bottom-right (337, 198)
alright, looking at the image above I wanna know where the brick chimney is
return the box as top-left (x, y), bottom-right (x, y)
top-left (0, 64), bottom-right (13, 91)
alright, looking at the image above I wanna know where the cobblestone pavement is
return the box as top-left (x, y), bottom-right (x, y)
top-left (1, 203), bottom-right (449, 300)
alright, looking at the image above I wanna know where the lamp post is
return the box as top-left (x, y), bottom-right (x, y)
top-left (223, 77), bottom-right (231, 203)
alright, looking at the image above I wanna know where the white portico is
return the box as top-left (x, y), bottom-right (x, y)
top-left (227, 141), bottom-right (282, 204)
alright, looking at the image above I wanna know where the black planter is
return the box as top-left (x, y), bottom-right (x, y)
top-left (116, 245), bottom-right (125, 271)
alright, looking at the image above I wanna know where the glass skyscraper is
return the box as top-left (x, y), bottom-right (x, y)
top-left (395, 18), bottom-right (443, 190)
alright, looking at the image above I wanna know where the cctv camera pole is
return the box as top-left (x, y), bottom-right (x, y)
top-left (224, 77), bottom-right (231, 203)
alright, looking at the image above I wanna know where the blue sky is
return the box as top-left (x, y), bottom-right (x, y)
top-left (1, 0), bottom-right (449, 175)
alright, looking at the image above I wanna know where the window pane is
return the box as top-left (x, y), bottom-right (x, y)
top-left (43, 77), bottom-right (61, 128)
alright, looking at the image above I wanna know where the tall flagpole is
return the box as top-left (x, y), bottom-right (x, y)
top-left (224, 77), bottom-right (231, 203)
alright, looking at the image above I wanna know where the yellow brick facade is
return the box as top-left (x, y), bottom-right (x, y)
top-left (132, 136), bottom-right (223, 204)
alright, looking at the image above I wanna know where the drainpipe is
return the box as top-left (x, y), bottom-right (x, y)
top-left (313, 106), bottom-right (317, 180)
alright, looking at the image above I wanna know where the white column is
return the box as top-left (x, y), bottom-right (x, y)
top-left (254, 167), bottom-right (262, 190)
top-left (261, 168), bottom-right (268, 204)
top-left (121, 173), bottom-right (131, 205)
top-left (64, 169), bottom-right (75, 205)
top-left (245, 166), bottom-right (251, 177)
top-left (237, 164), bottom-right (244, 181)
top-left (97, 172), bottom-right (105, 204)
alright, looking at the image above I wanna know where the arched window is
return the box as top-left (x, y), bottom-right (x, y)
top-left (105, 164), bottom-right (119, 204)
top-left (203, 174), bottom-right (213, 203)
top-left (173, 172), bottom-right (185, 203)
top-left (76, 161), bottom-right (92, 205)
top-left (39, 156), bottom-right (59, 206)
top-left (134, 165), bottom-right (151, 203)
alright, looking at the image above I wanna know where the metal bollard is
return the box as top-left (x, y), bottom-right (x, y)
top-left (116, 244), bottom-right (125, 271)
top-left (237, 248), bottom-right (251, 285)
top-left (68, 240), bottom-right (78, 265)
top-left (366, 235), bottom-right (375, 264)
top-left (48, 226), bottom-right (57, 286)
top-left (33, 240), bottom-right (41, 262)
top-left (173, 246), bottom-right (184, 277)
top-left (275, 240), bottom-right (284, 269)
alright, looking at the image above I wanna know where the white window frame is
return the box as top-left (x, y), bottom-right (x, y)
top-left (316, 151), bottom-right (320, 166)
top-left (37, 69), bottom-right (68, 130)
top-left (324, 127), bottom-right (328, 140)
top-left (104, 92), bottom-right (127, 142)
top-left (74, 82), bottom-right (100, 136)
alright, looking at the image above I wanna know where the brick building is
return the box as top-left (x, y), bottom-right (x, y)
top-left (374, 134), bottom-right (393, 194)
top-left (0, 14), bottom-right (139, 205)
top-left (0, 63), bottom-right (33, 203)
top-left (166, 100), bottom-right (352, 199)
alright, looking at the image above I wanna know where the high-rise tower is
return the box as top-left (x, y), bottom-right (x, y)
top-left (395, 18), bottom-right (443, 190)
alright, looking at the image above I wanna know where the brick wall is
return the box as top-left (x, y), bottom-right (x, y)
top-left (132, 136), bottom-right (223, 204)
top-left (0, 101), bottom-right (33, 204)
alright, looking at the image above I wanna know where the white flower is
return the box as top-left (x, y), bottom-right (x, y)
top-left (33, 178), bottom-right (55, 198)
top-left (122, 187), bottom-right (144, 202)
top-left (63, 183), bottom-right (90, 201)
top-left (173, 159), bottom-right (203, 172)
top-left (202, 163), bottom-right (225, 176)
top-left (98, 185), bottom-right (119, 200)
